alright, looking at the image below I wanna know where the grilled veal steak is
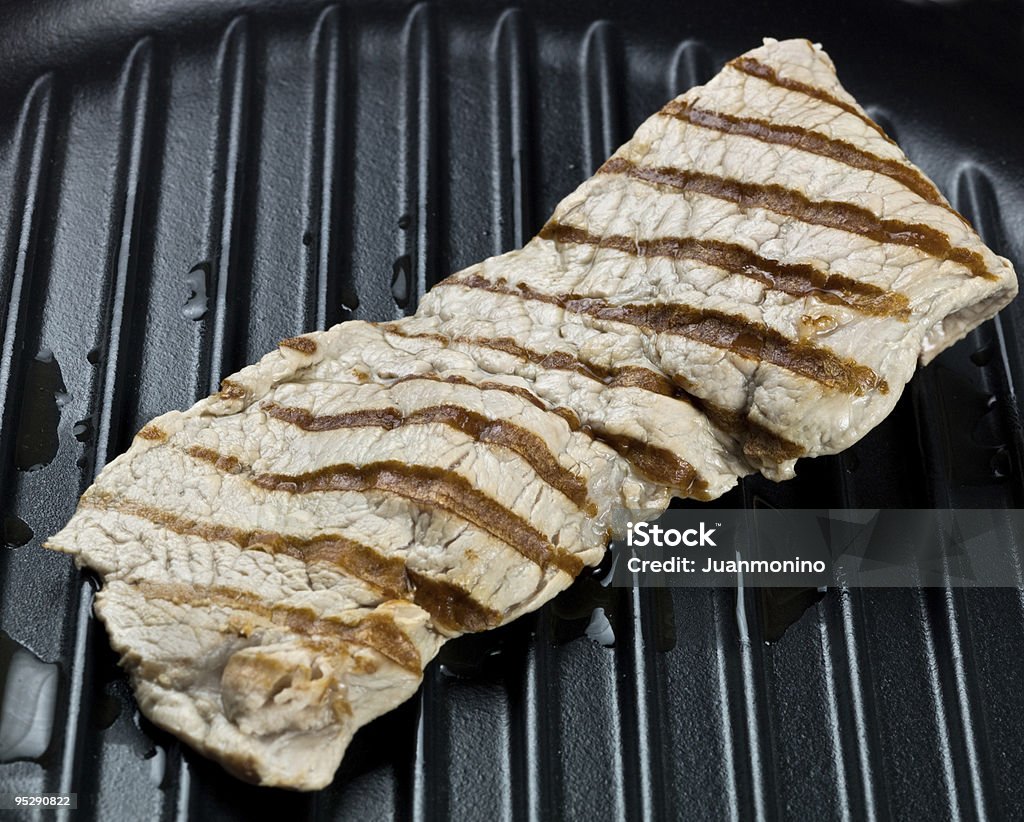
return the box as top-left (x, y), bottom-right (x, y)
top-left (46, 38), bottom-right (1018, 789)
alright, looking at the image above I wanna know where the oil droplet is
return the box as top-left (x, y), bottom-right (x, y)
top-left (585, 607), bottom-right (615, 647)
top-left (15, 347), bottom-right (66, 472)
top-left (182, 263), bottom-right (210, 321)
top-left (2, 515), bottom-right (32, 549)
top-left (800, 313), bottom-right (839, 337)
top-left (391, 256), bottom-right (412, 308)
top-left (0, 633), bottom-right (58, 762)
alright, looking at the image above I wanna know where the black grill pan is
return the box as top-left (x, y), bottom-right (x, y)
top-left (1, 1), bottom-right (1023, 819)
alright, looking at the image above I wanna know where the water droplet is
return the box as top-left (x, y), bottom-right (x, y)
top-left (589, 548), bottom-right (619, 587)
top-left (398, 214), bottom-right (412, 230)
top-left (758, 587), bottom-right (826, 644)
top-left (73, 418), bottom-right (93, 443)
top-left (0, 633), bottom-right (58, 762)
top-left (302, 231), bottom-right (313, 247)
top-left (970, 345), bottom-right (994, 367)
top-left (2, 515), bottom-right (32, 549)
top-left (182, 263), bottom-right (210, 321)
top-left (585, 607), bottom-right (615, 647)
top-left (15, 348), bottom-right (66, 472)
top-left (340, 284), bottom-right (360, 315)
top-left (391, 256), bottom-right (412, 308)
top-left (992, 447), bottom-right (1012, 478)
top-left (436, 632), bottom-right (505, 679)
top-left (146, 744), bottom-right (167, 787)
top-left (93, 686), bottom-right (122, 730)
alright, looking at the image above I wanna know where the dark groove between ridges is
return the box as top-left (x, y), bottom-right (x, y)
top-left (827, 455), bottom-right (884, 821)
top-left (305, 5), bottom-right (353, 331)
top-left (57, 38), bottom-right (159, 820)
top-left (580, 21), bottom-right (622, 174)
top-left (0, 74), bottom-right (54, 480)
top-left (91, 38), bottom-right (156, 477)
top-left (581, 22), bottom-right (665, 822)
top-left (909, 162), bottom-right (1012, 822)
top-left (490, 8), bottom-right (533, 256)
top-left (397, 2), bottom-right (440, 315)
top-left (667, 38), bottom-right (716, 98)
top-left (954, 164), bottom-right (1024, 519)
top-left (711, 588), bottom-right (742, 821)
top-left (203, 16), bottom-right (253, 397)
top-left (908, 385), bottom-right (984, 818)
top-left (65, 33), bottom-right (155, 814)
top-left (881, 110), bottom-right (984, 822)
top-left (55, 584), bottom-right (96, 822)
top-left (734, 483), bottom-right (773, 821)
top-left (813, 605), bottom-right (854, 822)
top-left (0, 74), bottom-right (55, 720)
top-left (487, 10), bottom-right (546, 822)
top-left (411, 665), bottom-right (450, 822)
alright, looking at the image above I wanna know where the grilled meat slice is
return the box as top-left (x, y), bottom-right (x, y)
top-left (46, 37), bottom-right (1017, 789)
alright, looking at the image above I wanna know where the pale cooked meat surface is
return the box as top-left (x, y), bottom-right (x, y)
top-left (46, 38), bottom-right (1017, 789)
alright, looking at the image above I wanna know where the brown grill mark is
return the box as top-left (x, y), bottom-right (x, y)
top-left (384, 323), bottom-right (677, 395)
top-left (180, 446), bottom-right (583, 577)
top-left (260, 400), bottom-right (595, 515)
top-left (729, 56), bottom-right (896, 145)
top-left (390, 373), bottom-right (581, 429)
top-left (392, 375), bottom-right (588, 431)
top-left (539, 222), bottom-right (910, 319)
top-left (219, 379), bottom-right (247, 399)
top-left (595, 433), bottom-right (708, 494)
top-left (82, 491), bottom-right (500, 634)
top-left (384, 324), bottom-right (796, 476)
top-left (279, 336), bottom-right (318, 355)
top-left (136, 425), bottom-right (167, 442)
top-left (446, 274), bottom-right (885, 395)
top-left (247, 460), bottom-right (583, 575)
top-left (661, 99), bottom-right (945, 207)
top-left (405, 569), bottom-right (502, 635)
top-left (600, 157), bottom-right (995, 281)
top-left (185, 445), bottom-right (244, 475)
top-left (125, 579), bottom-right (422, 672)
top-left (670, 373), bottom-right (806, 463)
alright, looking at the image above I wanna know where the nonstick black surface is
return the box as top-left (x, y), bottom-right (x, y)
top-left (2, 1), bottom-right (1023, 819)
